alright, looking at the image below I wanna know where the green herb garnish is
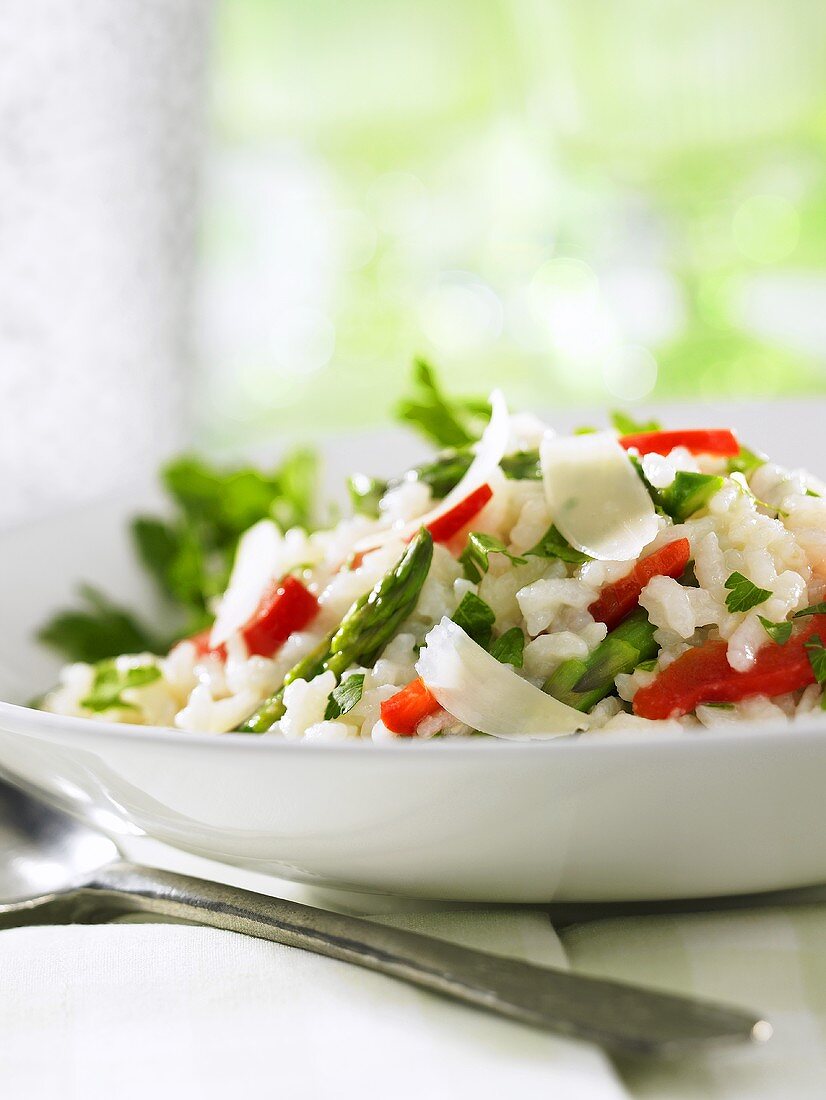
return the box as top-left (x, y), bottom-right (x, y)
top-left (500, 450), bottom-right (542, 480)
top-left (324, 673), bottom-right (365, 720)
top-left (405, 452), bottom-right (473, 498)
top-left (488, 627), bottom-right (525, 668)
top-left (661, 472), bottom-right (724, 523)
top-left (37, 585), bottom-right (162, 665)
top-left (794, 602), bottom-right (826, 618)
top-left (39, 448), bottom-right (320, 663)
top-left (610, 411), bottom-right (662, 435)
top-left (805, 635), bottom-right (826, 685)
top-left (451, 592), bottom-right (496, 649)
top-left (526, 524), bottom-right (591, 565)
top-left (726, 445), bottom-right (767, 479)
top-left (758, 616), bottom-right (793, 645)
top-left (459, 533), bottom-right (526, 583)
top-left (724, 572), bottom-right (773, 614)
top-left (80, 660), bottom-right (161, 713)
top-left (396, 358), bottom-right (490, 448)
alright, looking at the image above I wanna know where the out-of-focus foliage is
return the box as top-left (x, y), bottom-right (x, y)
top-left (38, 449), bottom-right (320, 662)
top-left (198, 0), bottom-right (826, 441)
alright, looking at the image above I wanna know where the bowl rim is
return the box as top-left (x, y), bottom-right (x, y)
top-left (2, 695), bottom-right (825, 757)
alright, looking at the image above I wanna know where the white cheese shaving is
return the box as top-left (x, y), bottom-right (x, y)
top-left (354, 388), bottom-right (510, 552)
top-left (209, 519), bottom-right (281, 648)
top-left (416, 617), bottom-right (590, 739)
top-left (540, 430), bottom-right (658, 562)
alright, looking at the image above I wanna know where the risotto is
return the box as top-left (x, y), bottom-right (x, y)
top-left (42, 391), bottom-right (826, 741)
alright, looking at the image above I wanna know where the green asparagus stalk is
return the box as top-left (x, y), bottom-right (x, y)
top-left (542, 608), bottom-right (659, 712)
top-left (236, 528), bottom-right (434, 733)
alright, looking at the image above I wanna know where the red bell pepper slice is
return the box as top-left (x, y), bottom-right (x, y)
top-left (426, 483), bottom-right (493, 544)
top-left (342, 483), bottom-right (494, 569)
top-left (633, 614), bottom-right (826, 720)
top-left (619, 429), bottom-right (739, 458)
top-left (241, 575), bottom-right (320, 658)
top-left (381, 677), bottom-right (442, 736)
top-left (589, 538), bottom-right (691, 631)
top-left (179, 575), bottom-right (319, 662)
top-left (187, 628), bottom-right (226, 661)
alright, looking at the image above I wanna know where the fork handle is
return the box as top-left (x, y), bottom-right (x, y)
top-left (82, 860), bottom-right (763, 1056)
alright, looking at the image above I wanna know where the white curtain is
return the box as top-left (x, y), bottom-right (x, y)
top-left (0, 0), bottom-right (212, 525)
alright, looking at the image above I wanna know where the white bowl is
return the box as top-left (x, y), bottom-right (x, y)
top-left (2, 404), bottom-right (826, 902)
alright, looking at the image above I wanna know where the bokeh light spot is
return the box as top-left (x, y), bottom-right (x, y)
top-left (368, 171), bottom-right (428, 236)
top-left (420, 273), bottom-right (503, 355)
top-left (602, 345), bottom-right (658, 401)
top-left (732, 195), bottom-right (799, 264)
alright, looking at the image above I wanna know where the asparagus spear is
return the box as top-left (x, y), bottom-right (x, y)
top-left (237, 528), bottom-right (434, 733)
top-left (542, 608), bottom-right (659, 712)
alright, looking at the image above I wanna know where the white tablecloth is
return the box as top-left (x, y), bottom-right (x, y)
top-left (3, 839), bottom-right (826, 1099)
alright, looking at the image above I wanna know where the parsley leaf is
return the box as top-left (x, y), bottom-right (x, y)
top-left (488, 627), bottom-right (525, 667)
top-left (37, 585), bottom-right (162, 664)
top-left (610, 411), bottom-right (662, 435)
top-left (163, 449), bottom-right (318, 544)
top-left (459, 532), bottom-right (526, 583)
top-left (794, 602), bottom-right (826, 618)
top-left (80, 660), bottom-right (161, 713)
top-left (404, 451), bottom-right (473, 499)
top-left (452, 592), bottom-right (496, 649)
top-left (526, 523), bottom-right (591, 565)
top-left (500, 450), bottom-right (542, 480)
top-left (132, 516), bottom-right (214, 619)
top-left (724, 572), bottom-right (773, 614)
top-left (806, 488), bottom-right (821, 498)
top-left (726, 445), bottom-right (767, 478)
top-left (805, 634), bottom-right (826, 685)
top-left (38, 447), bottom-right (322, 664)
top-left (661, 472), bottom-right (724, 523)
top-left (396, 359), bottom-right (490, 448)
top-left (758, 616), bottom-right (793, 645)
top-left (324, 673), bottom-right (365, 720)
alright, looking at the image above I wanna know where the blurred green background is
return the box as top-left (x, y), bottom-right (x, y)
top-left (196, 0), bottom-right (826, 445)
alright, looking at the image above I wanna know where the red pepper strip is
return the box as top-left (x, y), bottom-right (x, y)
top-left (179, 575), bottom-right (319, 662)
top-left (345, 483), bottom-right (495, 569)
top-left (381, 677), bottom-right (442, 736)
top-left (187, 629), bottom-right (226, 662)
top-left (589, 538), bottom-right (692, 631)
top-left (346, 550), bottom-right (368, 572)
top-left (426, 483), bottom-right (493, 544)
top-left (619, 429), bottom-right (740, 458)
top-left (633, 614), bottom-right (826, 720)
top-left (242, 575), bottom-right (320, 658)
